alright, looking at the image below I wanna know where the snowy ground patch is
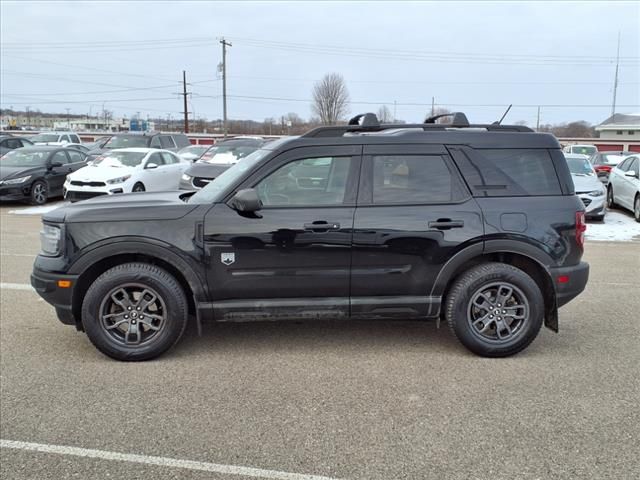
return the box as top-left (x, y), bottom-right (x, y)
top-left (7, 202), bottom-right (68, 216)
top-left (586, 210), bottom-right (640, 242)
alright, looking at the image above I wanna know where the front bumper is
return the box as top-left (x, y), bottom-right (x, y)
top-left (0, 185), bottom-right (30, 202)
top-left (31, 266), bottom-right (79, 326)
top-left (550, 261), bottom-right (590, 308)
top-left (577, 194), bottom-right (606, 218)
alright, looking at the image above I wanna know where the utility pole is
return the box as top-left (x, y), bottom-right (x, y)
top-left (66, 108), bottom-right (71, 129)
top-left (181, 70), bottom-right (190, 133)
top-left (536, 106), bottom-right (541, 131)
top-left (431, 97), bottom-right (435, 116)
top-left (611, 31), bottom-right (620, 117)
top-left (220, 38), bottom-right (232, 137)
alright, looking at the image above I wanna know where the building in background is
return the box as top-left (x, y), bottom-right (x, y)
top-left (596, 113), bottom-right (640, 140)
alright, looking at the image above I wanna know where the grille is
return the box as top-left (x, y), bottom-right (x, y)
top-left (67, 191), bottom-right (107, 201)
top-left (193, 177), bottom-right (213, 188)
top-left (581, 198), bottom-right (592, 207)
top-left (70, 180), bottom-right (106, 187)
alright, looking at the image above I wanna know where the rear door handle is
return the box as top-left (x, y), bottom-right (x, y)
top-left (304, 221), bottom-right (341, 232)
top-left (428, 219), bottom-right (464, 230)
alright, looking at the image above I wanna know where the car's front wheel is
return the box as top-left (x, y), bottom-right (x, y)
top-left (81, 263), bottom-right (188, 361)
top-left (607, 186), bottom-right (617, 209)
top-left (132, 182), bottom-right (145, 193)
top-left (634, 195), bottom-right (640, 223)
top-left (445, 263), bottom-right (544, 357)
top-left (30, 180), bottom-right (48, 205)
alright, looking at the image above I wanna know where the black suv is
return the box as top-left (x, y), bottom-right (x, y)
top-left (31, 113), bottom-right (589, 361)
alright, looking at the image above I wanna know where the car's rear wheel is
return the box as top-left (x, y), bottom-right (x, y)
top-left (132, 182), bottom-right (145, 193)
top-left (81, 263), bottom-right (188, 361)
top-left (607, 186), bottom-right (617, 209)
top-left (634, 195), bottom-right (640, 223)
top-left (30, 180), bottom-right (48, 205)
top-left (445, 262), bottom-right (544, 357)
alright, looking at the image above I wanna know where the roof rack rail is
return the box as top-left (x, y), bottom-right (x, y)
top-left (302, 112), bottom-right (534, 138)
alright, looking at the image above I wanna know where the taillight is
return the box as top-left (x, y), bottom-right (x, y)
top-left (575, 211), bottom-right (587, 249)
top-left (595, 165), bottom-right (612, 173)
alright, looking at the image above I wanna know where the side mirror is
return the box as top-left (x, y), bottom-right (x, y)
top-left (49, 161), bottom-right (63, 169)
top-left (145, 162), bottom-right (158, 169)
top-left (229, 188), bottom-right (262, 214)
top-left (624, 170), bottom-right (637, 178)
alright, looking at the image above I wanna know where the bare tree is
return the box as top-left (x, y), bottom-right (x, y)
top-left (312, 73), bottom-right (350, 125)
top-left (377, 105), bottom-right (393, 123)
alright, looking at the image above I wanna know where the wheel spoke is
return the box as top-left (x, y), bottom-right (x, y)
top-left (138, 317), bottom-right (161, 331)
top-left (472, 312), bottom-right (492, 327)
top-left (105, 318), bottom-right (129, 330)
top-left (495, 319), bottom-right (513, 339)
top-left (496, 285), bottom-right (513, 306)
top-left (136, 289), bottom-right (157, 312)
top-left (111, 288), bottom-right (134, 309)
top-left (472, 293), bottom-right (493, 310)
top-left (124, 321), bottom-right (141, 345)
top-left (142, 313), bottom-right (163, 322)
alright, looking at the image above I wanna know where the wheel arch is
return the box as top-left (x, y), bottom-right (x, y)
top-left (69, 240), bottom-right (208, 332)
top-left (432, 241), bottom-right (558, 331)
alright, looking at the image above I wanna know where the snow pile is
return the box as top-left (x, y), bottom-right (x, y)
top-left (8, 202), bottom-right (68, 216)
top-left (586, 211), bottom-right (640, 242)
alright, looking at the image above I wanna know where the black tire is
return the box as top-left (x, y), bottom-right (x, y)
top-left (445, 262), bottom-right (544, 357)
top-left (634, 195), bottom-right (640, 223)
top-left (132, 182), bottom-right (145, 193)
top-left (30, 180), bottom-right (48, 205)
top-left (607, 186), bottom-right (617, 209)
top-left (592, 214), bottom-right (605, 222)
top-left (81, 263), bottom-right (188, 361)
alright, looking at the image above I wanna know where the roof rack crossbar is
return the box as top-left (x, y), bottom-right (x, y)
top-left (424, 112), bottom-right (470, 126)
top-left (302, 122), bottom-right (534, 138)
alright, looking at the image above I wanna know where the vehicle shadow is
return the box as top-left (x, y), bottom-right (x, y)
top-left (170, 317), bottom-right (466, 358)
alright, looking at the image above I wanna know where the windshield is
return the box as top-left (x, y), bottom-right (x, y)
top-left (1, 149), bottom-right (49, 167)
top-left (572, 145), bottom-right (597, 156)
top-left (104, 136), bottom-right (150, 149)
top-left (198, 144), bottom-right (260, 165)
top-left (567, 157), bottom-right (595, 175)
top-left (93, 151), bottom-right (147, 167)
top-left (30, 134), bottom-right (59, 143)
top-left (189, 149), bottom-right (270, 203)
top-left (601, 154), bottom-right (626, 166)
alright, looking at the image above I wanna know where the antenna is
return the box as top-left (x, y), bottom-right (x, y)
top-left (495, 104), bottom-right (513, 125)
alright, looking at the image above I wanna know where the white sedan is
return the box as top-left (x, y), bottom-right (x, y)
top-left (607, 154), bottom-right (640, 222)
top-left (64, 148), bottom-right (189, 202)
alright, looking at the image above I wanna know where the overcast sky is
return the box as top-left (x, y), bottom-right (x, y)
top-left (1, 1), bottom-right (639, 126)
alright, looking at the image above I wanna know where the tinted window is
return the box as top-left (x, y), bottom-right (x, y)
top-left (67, 150), bottom-right (86, 163)
top-left (466, 149), bottom-right (562, 196)
top-left (70, 134), bottom-right (81, 144)
top-left (617, 158), bottom-right (632, 171)
top-left (159, 136), bottom-right (175, 148)
top-left (161, 152), bottom-right (178, 164)
top-left (172, 135), bottom-right (191, 148)
top-left (371, 155), bottom-right (462, 204)
top-left (256, 156), bottom-right (352, 206)
top-left (5, 138), bottom-right (22, 149)
top-left (104, 135), bottom-right (150, 149)
top-left (628, 158), bottom-right (639, 173)
top-left (147, 152), bottom-right (165, 166)
top-left (51, 151), bottom-right (70, 164)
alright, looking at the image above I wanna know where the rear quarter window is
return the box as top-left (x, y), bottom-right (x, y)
top-left (452, 148), bottom-right (562, 197)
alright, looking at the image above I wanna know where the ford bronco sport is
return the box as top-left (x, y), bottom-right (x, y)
top-left (31, 112), bottom-right (589, 361)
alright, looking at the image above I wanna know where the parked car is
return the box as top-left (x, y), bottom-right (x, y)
top-left (588, 151), bottom-right (631, 183)
top-left (31, 112), bottom-right (590, 361)
top-left (607, 155), bottom-right (640, 222)
top-left (88, 132), bottom-right (190, 156)
top-left (29, 132), bottom-right (82, 146)
top-left (0, 134), bottom-right (33, 155)
top-left (64, 143), bottom-right (90, 153)
top-left (180, 137), bottom-right (266, 190)
top-left (85, 136), bottom-right (112, 151)
top-left (64, 148), bottom-right (189, 202)
top-left (565, 153), bottom-right (606, 221)
top-left (0, 146), bottom-right (87, 204)
top-left (177, 145), bottom-right (209, 162)
top-left (563, 144), bottom-right (598, 156)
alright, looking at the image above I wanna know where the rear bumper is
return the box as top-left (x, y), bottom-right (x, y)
top-left (551, 261), bottom-right (590, 308)
top-left (31, 266), bottom-right (78, 326)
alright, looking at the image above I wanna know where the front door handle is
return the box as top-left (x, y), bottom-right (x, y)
top-left (428, 219), bottom-right (464, 230)
top-left (304, 221), bottom-right (341, 232)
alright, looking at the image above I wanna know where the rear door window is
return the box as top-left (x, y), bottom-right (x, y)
top-left (453, 148), bottom-right (562, 197)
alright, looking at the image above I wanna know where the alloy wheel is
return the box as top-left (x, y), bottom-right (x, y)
top-left (98, 283), bottom-right (166, 346)
top-left (467, 282), bottom-right (530, 343)
top-left (32, 183), bottom-right (47, 204)
top-left (635, 197), bottom-right (640, 221)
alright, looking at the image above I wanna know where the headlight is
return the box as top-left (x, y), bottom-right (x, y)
top-left (106, 175), bottom-right (131, 185)
top-left (181, 173), bottom-right (192, 181)
top-left (4, 175), bottom-right (31, 184)
top-left (589, 189), bottom-right (605, 197)
top-left (40, 224), bottom-right (62, 256)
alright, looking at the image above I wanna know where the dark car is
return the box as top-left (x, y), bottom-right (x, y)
top-left (31, 112), bottom-right (589, 361)
top-left (179, 137), bottom-right (265, 190)
top-left (86, 132), bottom-right (191, 164)
top-left (0, 134), bottom-right (33, 155)
top-left (588, 151), bottom-right (631, 183)
top-left (0, 146), bottom-right (87, 204)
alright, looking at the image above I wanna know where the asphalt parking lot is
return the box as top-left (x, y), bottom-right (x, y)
top-left (1, 202), bottom-right (639, 480)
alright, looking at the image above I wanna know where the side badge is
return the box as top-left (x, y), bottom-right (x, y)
top-left (221, 252), bottom-right (235, 266)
